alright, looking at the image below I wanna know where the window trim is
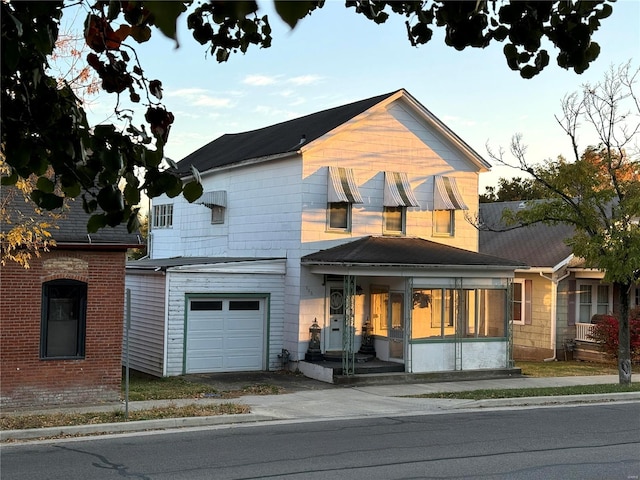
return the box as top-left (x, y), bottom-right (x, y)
top-left (152, 203), bottom-right (173, 229)
top-left (383, 206), bottom-right (406, 235)
top-left (433, 210), bottom-right (454, 237)
top-left (576, 281), bottom-right (612, 322)
top-left (511, 279), bottom-right (525, 325)
top-left (327, 202), bottom-right (351, 232)
top-left (40, 279), bottom-right (87, 360)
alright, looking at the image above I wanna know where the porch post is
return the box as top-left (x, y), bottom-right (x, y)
top-left (507, 278), bottom-right (515, 368)
top-left (342, 275), bottom-right (356, 375)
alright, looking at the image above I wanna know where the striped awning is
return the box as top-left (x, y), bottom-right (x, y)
top-left (433, 176), bottom-right (468, 210)
top-left (327, 166), bottom-right (363, 203)
top-left (383, 171), bottom-right (419, 207)
top-left (196, 190), bottom-right (227, 208)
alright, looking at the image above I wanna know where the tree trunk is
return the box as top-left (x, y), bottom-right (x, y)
top-left (617, 281), bottom-right (632, 385)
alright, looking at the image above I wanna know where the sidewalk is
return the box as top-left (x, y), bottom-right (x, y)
top-left (2, 375), bottom-right (639, 442)
top-left (0, 375), bottom-right (640, 441)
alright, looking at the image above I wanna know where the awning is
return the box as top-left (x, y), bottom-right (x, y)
top-left (384, 171), bottom-right (419, 207)
top-left (327, 166), bottom-right (363, 203)
top-left (196, 190), bottom-right (227, 208)
top-left (433, 176), bottom-right (468, 210)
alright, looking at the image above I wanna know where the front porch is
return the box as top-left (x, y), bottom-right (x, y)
top-left (298, 358), bottom-right (521, 385)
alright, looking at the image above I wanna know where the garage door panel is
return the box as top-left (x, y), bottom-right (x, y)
top-left (186, 297), bottom-right (265, 373)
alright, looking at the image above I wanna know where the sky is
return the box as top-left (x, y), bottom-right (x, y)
top-left (72, 0), bottom-right (640, 192)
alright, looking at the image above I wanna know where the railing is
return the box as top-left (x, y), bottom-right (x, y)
top-left (575, 322), bottom-right (596, 342)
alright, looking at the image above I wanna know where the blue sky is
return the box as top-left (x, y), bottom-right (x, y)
top-left (75, 1), bottom-right (640, 192)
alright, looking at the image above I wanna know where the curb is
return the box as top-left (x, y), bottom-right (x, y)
top-left (458, 391), bottom-right (640, 409)
top-left (1, 413), bottom-right (275, 442)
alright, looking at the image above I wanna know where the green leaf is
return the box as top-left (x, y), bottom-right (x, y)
top-left (130, 25), bottom-right (152, 43)
top-left (31, 191), bottom-right (64, 210)
top-left (183, 181), bottom-right (203, 203)
top-left (87, 213), bottom-right (108, 233)
top-left (1, 171), bottom-right (18, 186)
top-left (274, 1), bottom-right (316, 29)
top-left (36, 176), bottom-right (55, 193)
top-left (145, 1), bottom-right (188, 44)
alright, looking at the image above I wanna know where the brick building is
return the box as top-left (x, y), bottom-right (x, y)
top-left (1, 191), bottom-right (143, 408)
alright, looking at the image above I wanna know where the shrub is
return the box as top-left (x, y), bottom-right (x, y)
top-left (588, 309), bottom-right (640, 362)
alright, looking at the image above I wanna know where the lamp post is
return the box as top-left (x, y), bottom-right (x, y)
top-left (305, 318), bottom-right (323, 361)
top-left (358, 317), bottom-right (375, 356)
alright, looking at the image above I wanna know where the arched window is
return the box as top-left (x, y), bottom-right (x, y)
top-left (40, 279), bottom-right (87, 359)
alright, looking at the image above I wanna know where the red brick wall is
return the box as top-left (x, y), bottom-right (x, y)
top-left (1, 249), bottom-right (126, 408)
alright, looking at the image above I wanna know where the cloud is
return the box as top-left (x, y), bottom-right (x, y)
top-left (287, 74), bottom-right (323, 86)
top-left (242, 74), bottom-right (279, 86)
top-left (442, 115), bottom-right (477, 127)
top-left (166, 88), bottom-right (234, 108)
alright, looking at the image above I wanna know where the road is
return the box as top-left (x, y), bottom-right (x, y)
top-left (2, 403), bottom-right (639, 480)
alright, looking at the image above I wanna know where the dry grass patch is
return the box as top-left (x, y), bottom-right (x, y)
top-left (516, 360), bottom-right (618, 377)
top-left (1, 403), bottom-right (249, 431)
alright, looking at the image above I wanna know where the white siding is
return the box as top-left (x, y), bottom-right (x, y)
top-left (164, 262), bottom-right (286, 376)
top-left (123, 271), bottom-right (166, 377)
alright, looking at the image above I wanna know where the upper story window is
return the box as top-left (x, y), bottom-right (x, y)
top-left (432, 176), bottom-right (467, 238)
top-left (327, 167), bottom-right (362, 232)
top-left (383, 172), bottom-right (418, 236)
top-left (383, 206), bottom-right (405, 234)
top-left (433, 210), bottom-right (454, 236)
top-left (41, 280), bottom-right (87, 359)
top-left (196, 191), bottom-right (227, 225)
top-left (328, 202), bottom-right (351, 231)
top-left (152, 204), bottom-right (173, 229)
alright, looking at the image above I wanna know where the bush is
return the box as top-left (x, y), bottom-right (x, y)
top-left (588, 309), bottom-right (640, 362)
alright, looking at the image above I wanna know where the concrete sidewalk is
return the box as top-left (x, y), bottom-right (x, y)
top-left (2, 375), bottom-right (639, 442)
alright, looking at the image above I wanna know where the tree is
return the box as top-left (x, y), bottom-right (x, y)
top-left (488, 62), bottom-right (640, 385)
top-left (479, 176), bottom-right (549, 202)
top-left (1, 1), bottom-right (617, 233)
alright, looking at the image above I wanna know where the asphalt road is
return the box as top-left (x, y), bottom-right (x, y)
top-left (2, 403), bottom-right (639, 480)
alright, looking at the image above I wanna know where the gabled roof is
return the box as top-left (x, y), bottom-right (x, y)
top-left (479, 201), bottom-right (574, 268)
top-left (175, 89), bottom-right (490, 177)
top-left (1, 187), bottom-right (143, 248)
top-left (301, 236), bottom-right (526, 269)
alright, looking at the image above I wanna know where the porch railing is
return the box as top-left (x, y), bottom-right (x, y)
top-left (575, 322), bottom-right (596, 343)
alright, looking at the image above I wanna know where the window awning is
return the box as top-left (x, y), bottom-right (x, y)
top-left (384, 171), bottom-right (419, 207)
top-left (328, 166), bottom-right (363, 203)
top-left (433, 176), bottom-right (468, 210)
top-left (196, 190), bottom-right (227, 209)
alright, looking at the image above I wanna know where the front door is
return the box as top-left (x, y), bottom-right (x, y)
top-left (388, 292), bottom-right (405, 361)
top-left (328, 286), bottom-right (344, 351)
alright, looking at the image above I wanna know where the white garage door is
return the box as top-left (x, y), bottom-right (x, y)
top-left (186, 298), bottom-right (265, 373)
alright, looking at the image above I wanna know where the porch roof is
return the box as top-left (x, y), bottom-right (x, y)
top-left (301, 236), bottom-right (527, 269)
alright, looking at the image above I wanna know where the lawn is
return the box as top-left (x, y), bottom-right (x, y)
top-left (516, 360), bottom-right (618, 377)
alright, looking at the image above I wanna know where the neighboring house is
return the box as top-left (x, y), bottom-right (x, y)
top-left (1, 191), bottom-right (144, 408)
top-left (479, 201), bottom-right (640, 361)
top-left (126, 89), bottom-right (525, 381)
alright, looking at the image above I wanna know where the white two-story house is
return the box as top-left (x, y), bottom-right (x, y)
top-left (125, 89), bottom-right (525, 381)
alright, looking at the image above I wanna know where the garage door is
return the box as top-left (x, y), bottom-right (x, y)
top-left (186, 298), bottom-right (265, 373)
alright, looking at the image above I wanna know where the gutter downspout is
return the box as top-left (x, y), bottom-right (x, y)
top-left (542, 268), bottom-right (571, 362)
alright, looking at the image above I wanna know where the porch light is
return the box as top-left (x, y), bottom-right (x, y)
top-left (305, 318), bottom-right (323, 361)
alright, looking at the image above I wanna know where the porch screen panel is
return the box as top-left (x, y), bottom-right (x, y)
top-left (476, 289), bottom-right (507, 338)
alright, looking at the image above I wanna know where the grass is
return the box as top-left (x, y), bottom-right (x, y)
top-left (1, 403), bottom-right (249, 431)
top-left (516, 360), bottom-right (618, 377)
top-left (410, 382), bottom-right (640, 401)
top-left (1, 361), bottom-right (631, 433)
top-left (124, 371), bottom-right (284, 401)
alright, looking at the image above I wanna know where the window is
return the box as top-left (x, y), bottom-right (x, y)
top-left (383, 206), bottom-right (405, 234)
top-left (328, 202), bottom-right (351, 231)
top-left (433, 210), bottom-right (454, 236)
top-left (512, 280), bottom-right (524, 325)
top-left (152, 204), bottom-right (173, 228)
top-left (577, 282), bottom-right (611, 322)
top-left (411, 288), bottom-right (507, 339)
top-left (41, 280), bottom-right (87, 359)
top-left (210, 205), bottom-right (225, 224)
